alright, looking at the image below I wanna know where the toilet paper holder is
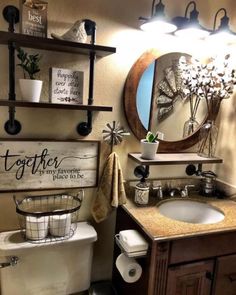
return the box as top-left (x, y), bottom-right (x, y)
top-left (115, 234), bottom-right (147, 258)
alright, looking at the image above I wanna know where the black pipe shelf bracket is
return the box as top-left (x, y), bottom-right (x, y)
top-left (3, 6), bottom-right (22, 135)
top-left (134, 165), bottom-right (150, 182)
top-left (77, 19), bottom-right (97, 136)
top-left (185, 163), bottom-right (203, 176)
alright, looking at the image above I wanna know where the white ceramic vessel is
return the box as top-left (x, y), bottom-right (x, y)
top-left (158, 199), bottom-right (225, 224)
top-left (19, 79), bottom-right (43, 102)
top-left (140, 139), bottom-right (159, 160)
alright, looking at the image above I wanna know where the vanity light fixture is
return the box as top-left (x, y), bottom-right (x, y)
top-left (209, 8), bottom-right (236, 43)
top-left (173, 1), bottom-right (210, 39)
top-left (140, 0), bottom-right (177, 34)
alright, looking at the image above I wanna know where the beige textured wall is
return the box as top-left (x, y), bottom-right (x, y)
top-left (0, 0), bottom-right (236, 282)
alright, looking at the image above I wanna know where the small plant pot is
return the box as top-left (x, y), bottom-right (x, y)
top-left (19, 79), bottom-right (43, 102)
top-left (140, 139), bottom-right (159, 160)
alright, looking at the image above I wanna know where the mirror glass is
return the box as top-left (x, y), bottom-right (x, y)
top-left (136, 52), bottom-right (207, 142)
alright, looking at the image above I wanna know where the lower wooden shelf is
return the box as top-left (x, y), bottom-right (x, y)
top-left (128, 153), bottom-right (223, 165)
top-left (0, 99), bottom-right (113, 111)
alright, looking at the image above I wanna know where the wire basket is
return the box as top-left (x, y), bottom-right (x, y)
top-left (14, 190), bottom-right (84, 244)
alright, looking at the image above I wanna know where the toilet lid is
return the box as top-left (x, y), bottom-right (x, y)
top-left (0, 222), bottom-right (97, 255)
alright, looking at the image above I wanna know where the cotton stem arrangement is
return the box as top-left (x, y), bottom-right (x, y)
top-left (179, 54), bottom-right (236, 157)
top-left (179, 54), bottom-right (236, 120)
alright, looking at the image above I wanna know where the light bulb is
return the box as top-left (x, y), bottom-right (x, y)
top-left (140, 19), bottom-right (177, 34)
top-left (175, 27), bottom-right (210, 39)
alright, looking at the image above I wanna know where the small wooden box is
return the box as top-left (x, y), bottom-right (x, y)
top-left (19, 0), bottom-right (48, 38)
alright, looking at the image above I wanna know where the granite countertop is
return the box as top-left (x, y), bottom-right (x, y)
top-left (122, 196), bottom-right (236, 242)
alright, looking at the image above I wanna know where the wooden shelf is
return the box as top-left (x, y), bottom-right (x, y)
top-left (128, 153), bottom-right (223, 165)
top-left (0, 100), bottom-right (112, 111)
top-left (0, 31), bottom-right (116, 57)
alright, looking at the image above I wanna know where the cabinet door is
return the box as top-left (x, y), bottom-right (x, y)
top-left (166, 260), bottom-right (214, 295)
top-left (213, 254), bottom-right (236, 295)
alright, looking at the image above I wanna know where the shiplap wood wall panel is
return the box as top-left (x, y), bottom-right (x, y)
top-left (0, 140), bottom-right (99, 191)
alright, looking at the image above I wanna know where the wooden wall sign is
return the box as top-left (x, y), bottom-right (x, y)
top-left (20, 0), bottom-right (48, 38)
top-left (0, 140), bottom-right (99, 191)
top-left (49, 67), bottom-right (84, 104)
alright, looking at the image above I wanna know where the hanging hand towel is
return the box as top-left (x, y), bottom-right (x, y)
top-left (91, 152), bottom-right (127, 223)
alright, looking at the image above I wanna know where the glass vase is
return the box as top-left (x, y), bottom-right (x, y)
top-left (183, 117), bottom-right (200, 138)
top-left (197, 120), bottom-right (219, 158)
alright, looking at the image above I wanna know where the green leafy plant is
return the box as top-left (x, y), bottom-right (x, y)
top-left (17, 47), bottom-right (42, 80)
top-left (145, 131), bottom-right (159, 143)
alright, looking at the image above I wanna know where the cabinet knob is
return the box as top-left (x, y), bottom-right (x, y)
top-left (205, 271), bottom-right (213, 281)
top-left (228, 273), bottom-right (236, 283)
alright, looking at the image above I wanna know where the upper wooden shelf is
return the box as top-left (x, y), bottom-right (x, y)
top-left (0, 100), bottom-right (112, 111)
top-left (0, 31), bottom-right (116, 57)
top-left (128, 153), bottom-right (223, 165)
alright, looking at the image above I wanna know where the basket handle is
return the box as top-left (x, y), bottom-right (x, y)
top-left (13, 195), bottom-right (20, 207)
top-left (76, 189), bottom-right (84, 203)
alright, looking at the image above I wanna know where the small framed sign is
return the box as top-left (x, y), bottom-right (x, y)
top-left (19, 0), bottom-right (48, 38)
top-left (0, 140), bottom-right (99, 191)
top-left (49, 67), bottom-right (84, 104)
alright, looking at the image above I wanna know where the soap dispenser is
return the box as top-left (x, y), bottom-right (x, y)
top-left (134, 179), bottom-right (149, 205)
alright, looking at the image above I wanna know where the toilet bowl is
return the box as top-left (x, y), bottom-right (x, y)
top-left (0, 222), bottom-right (97, 295)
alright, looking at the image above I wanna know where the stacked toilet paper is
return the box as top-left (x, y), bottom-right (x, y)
top-left (25, 213), bottom-right (71, 240)
top-left (116, 253), bottom-right (142, 283)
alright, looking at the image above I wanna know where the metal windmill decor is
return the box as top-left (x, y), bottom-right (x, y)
top-left (102, 121), bottom-right (130, 153)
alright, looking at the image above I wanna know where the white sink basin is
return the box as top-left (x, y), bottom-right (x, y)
top-left (158, 199), bottom-right (225, 224)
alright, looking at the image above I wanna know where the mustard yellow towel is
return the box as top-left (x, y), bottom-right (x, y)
top-left (91, 152), bottom-right (127, 223)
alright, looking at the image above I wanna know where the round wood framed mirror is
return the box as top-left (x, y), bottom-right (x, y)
top-left (124, 49), bottom-right (215, 152)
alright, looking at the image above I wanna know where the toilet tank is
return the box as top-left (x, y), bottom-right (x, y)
top-left (0, 222), bottom-right (97, 295)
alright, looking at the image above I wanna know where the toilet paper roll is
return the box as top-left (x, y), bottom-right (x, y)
top-left (49, 213), bottom-right (71, 237)
top-left (115, 253), bottom-right (142, 283)
top-left (26, 216), bottom-right (49, 240)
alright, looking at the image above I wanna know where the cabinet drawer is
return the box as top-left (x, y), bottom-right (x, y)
top-left (214, 254), bottom-right (236, 295)
top-left (170, 232), bottom-right (236, 264)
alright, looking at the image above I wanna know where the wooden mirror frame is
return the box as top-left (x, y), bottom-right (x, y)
top-left (123, 49), bottom-right (215, 152)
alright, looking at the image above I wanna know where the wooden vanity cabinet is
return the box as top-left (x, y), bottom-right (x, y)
top-left (112, 207), bottom-right (236, 295)
top-left (166, 260), bottom-right (214, 295)
top-left (213, 254), bottom-right (236, 295)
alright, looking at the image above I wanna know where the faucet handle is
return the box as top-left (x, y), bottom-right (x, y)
top-left (169, 188), bottom-right (181, 198)
top-left (181, 184), bottom-right (195, 198)
top-left (153, 184), bottom-right (163, 199)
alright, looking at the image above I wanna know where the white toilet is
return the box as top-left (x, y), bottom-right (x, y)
top-left (0, 222), bottom-right (97, 295)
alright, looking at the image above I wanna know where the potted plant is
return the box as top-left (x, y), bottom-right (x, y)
top-left (17, 47), bottom-right (43, 102)
top-left (141, 131), bottom-right (163, 160)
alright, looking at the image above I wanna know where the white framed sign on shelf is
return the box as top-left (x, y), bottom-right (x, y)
top-left (49, 67), bottom-right (84, 104)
